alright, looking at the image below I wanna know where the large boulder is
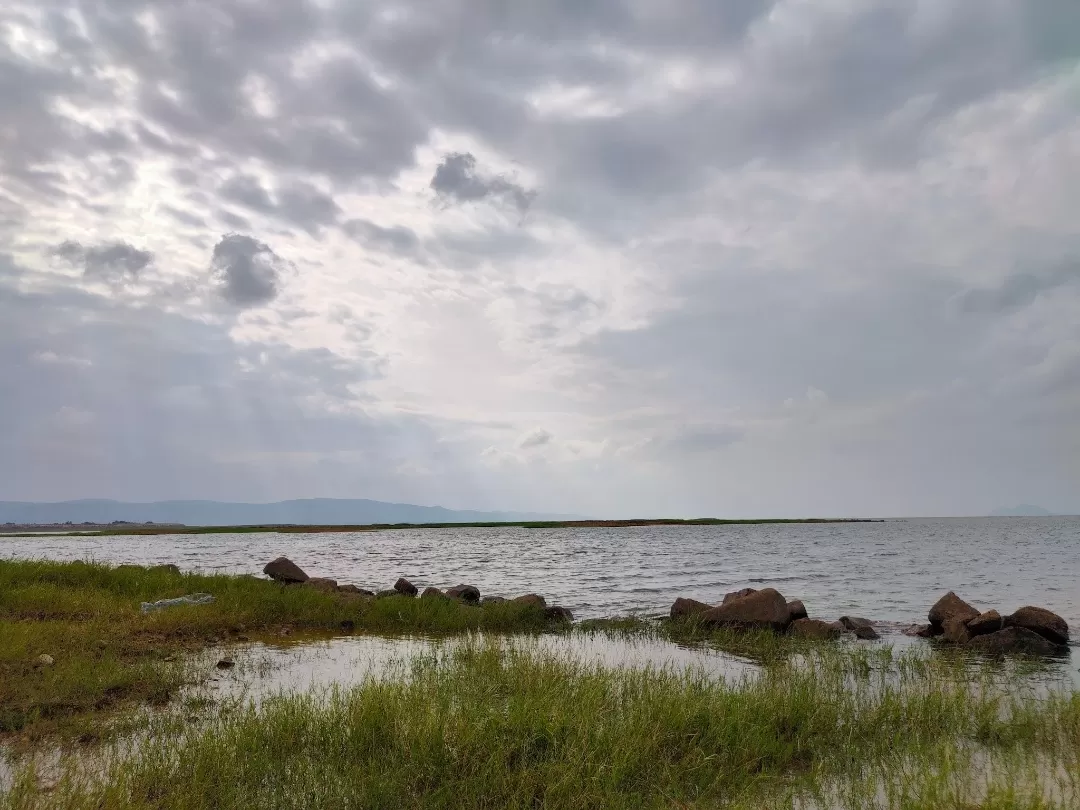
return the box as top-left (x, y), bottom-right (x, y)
top-left (263, 557), bottom-right (309, 584)
top-left (789, 618), bottom-right (842, 640)
top-left (967, 627), bottom-right (1066, 657)
top-left (513, 594), bottom-right (547, 609)
top-left (942, 616), bottom-right (972, 645)
top-left (700, 588), bottom-right (791, 631)
top-left (787, 600), bottom-right (808, 622)
top-left (966, 610), bottom-right (1003, 637)
top-left (839, 616), bottom-right (880, 641)
top-left (928, 591), bottom-right (979, 629)
top-left (1004, 607), bottom-right (1069, 646)
top-left (394, 578), bottom-right (418, 597)
top-left (446, 584), bottom-right (481, 604)
top-left (670, 597), bottom-right (712, 620)
top-left (722, 587), bottom-right (757, 605)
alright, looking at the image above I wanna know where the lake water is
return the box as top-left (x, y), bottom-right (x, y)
top-left (3, 517), bottom-right (1077, 633)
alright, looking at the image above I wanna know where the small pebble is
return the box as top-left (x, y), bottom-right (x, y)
top-left (37, 654), bottom-right (55, 667)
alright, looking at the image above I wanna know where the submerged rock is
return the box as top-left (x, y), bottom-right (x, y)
top-left (394, 578), bottom-right (418, 597)
top-left (928, 591), bottom-right (978, 629)
top-left (966, 610), bottom-right (1003, 637)
top-left (263, 557), bottom-right (309, 584)
top-left (902, 623), bottom-right (938, 638)
top-left (701, 588), bottom-right (791, 631)
top-left (1004, 606), bottom-right (1069, 645)
top-left (670, 597), bottom-right (712, 620)
top-left (787, 600), bottom-right (808, 623)
top-left (446, 584), bottom-right (481, 604)
top-left (789, 618), bottom-right (842, 640)
top-left (967, 627), bottom-right (1066, 656)
top-left (839, 616), bottom-right (880, 640)
top-left (545, 606), bottom-right (574, 623)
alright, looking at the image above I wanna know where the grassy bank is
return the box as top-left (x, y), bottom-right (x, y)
top-left (4, 638), bottom-right (1078, 809)
top-left (1, 517), bottom-right (882, 537)
top-left (0, 560), bottom-right (557, 745)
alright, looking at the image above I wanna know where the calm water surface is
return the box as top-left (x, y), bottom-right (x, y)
top-left (3, 517), bottom-right (1077, 631)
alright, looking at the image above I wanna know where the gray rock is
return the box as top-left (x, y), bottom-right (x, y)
top-left (670, 597), bottom-right (712, 620)
top-left (789, 618), bottom-right (843, 640)
top-left (700, 588), bottom-right (791, 631)
top-left (839, 616), bottom-right (880, 640)
top-left (394, 578), bottom-right (418, 597)
top-left (928, 591), bottom-right (978, 629)
top-left (966, 610), bottom-right (1003, 637)
top-left (967, 627), bottom-right (1067, 657)
top-left (36, 654), bottom-right (55, 667)
top-left (263, 557), bottom-right (309, 584)
top-left (1004, 606), bottom-right (1069, 645)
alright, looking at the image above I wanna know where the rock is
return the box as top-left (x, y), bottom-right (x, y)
top-left (966, 610), bottom-right (1003, 637)
top-left (670, 597), bottom-right (712, 620)
top-left (394, 578), bottom-right (418, 597)
top-left (446, 584), bottom-right (481, 604)
top-left (787, 600), bottom-right (808, 622)
top-left (263, 557), bottom-right (309, 584)
top-left (722, 587), bottom-right (758, 605)
top-left (967, 627), bottom-right (1066, 657)
top-left (421, 586), bottom-right (447, 600)
top-left (700, 588), bottom-right (791, 631)
top-left (1004, 606), bottom-right (1069, 646)
top-left (149, 564), bottom-right (181, 575)
top-left (306, 577), bottom-right (339, 592)
top-left (339, 620), bottom-right (355, 633)
top-left (513, 594), bottom-right (547, 609)
top-left (902, 623), bottom-right (940, 638)
top-left (481, 596), bottom-right (507, 605)
top-left (928, 591), bottom-right (979, 629)
top-left (545, 606), bottom-right (574, 623)
top-left (789, 618), bottom-right (842, 640)
top-left (839, 616), bottom-right (880, 641)
top-left (375, 589), bottom-right (400, 599)
top-left (942, 616), bottom-right (972, 645)
top-left (216, 658), bottom-right (235, 670)
top-left (337, 584), bottom-right (374, 596)
top-left (36, 653), bottom-right (55, 667)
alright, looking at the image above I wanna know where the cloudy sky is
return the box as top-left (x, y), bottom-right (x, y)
top-left (2, 1), bottom-right (1078, 518)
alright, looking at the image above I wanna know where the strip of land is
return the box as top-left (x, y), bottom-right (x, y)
top-left (0, 516), bottom-right (882, 537)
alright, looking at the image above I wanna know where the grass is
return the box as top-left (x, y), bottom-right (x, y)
top-left (3, 637), bottom-right (1077, 809)
top-left (0, 517), bottom-right (882, 537)
top-left (0, 559), bottom-right (559, 745)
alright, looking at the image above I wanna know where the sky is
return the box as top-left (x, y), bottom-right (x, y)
top-left (1, 1), bottom-right (1079, 518)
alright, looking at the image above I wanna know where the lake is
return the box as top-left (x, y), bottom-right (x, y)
top-left (3, 516), bottom-right (1077, 632)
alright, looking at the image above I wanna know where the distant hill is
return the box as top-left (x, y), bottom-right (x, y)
top-left (989, 504), bottom-right (1056, 517)
top-left (0, 499), bottom-right (576, 528)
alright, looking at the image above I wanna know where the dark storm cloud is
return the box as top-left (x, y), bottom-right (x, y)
top-left (50, 239), bottom-right (154, 279)
top-left (431, 153), bottom-right (536, 214)
top-left (958, 265), bottom-right (1080, 314)
top-left (209, 233), bottom-right (286, 307)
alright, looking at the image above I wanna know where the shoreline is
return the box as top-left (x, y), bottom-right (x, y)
top-left (0, 516), bottom-right (884, 537)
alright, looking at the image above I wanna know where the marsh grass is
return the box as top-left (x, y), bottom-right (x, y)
top-left (3, 637), bottom-right (1077, 809)
top-left (0, 560), bottom-right (552, 744)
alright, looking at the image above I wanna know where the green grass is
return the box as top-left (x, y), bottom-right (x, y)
top-left (0, 560), bottom-right (558, 745)
top-left (3, 637), bottom-right (1077, 809)
top-left (1, 517), bottom-right (882, 537)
